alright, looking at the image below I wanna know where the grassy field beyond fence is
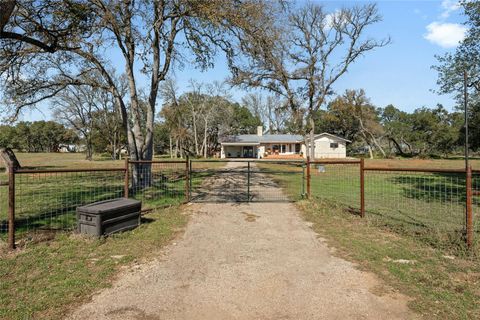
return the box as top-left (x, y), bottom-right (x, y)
top-left (258, 161), bottom-right (480, 254)
top-left (1, 153), bottom-right (480, 252)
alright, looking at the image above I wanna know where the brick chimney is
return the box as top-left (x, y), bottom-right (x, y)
top-left (257, 126), bottom-right (263, 136)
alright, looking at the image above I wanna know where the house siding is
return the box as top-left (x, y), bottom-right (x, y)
top-left (220, 133), bottom-right (348, 159)
top-left (313, 136), bottom-right (347, 159)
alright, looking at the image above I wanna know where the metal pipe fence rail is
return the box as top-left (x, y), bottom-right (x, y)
top-left (188, 159), bottom-right (305, 203)
top-left (1, 158), bottom-right (477, 252)
top-left (1, 166), bottom-right (127, 250)
top-left (1, 160), bottom-right (190, 250)
top-left (308, 159), bottom-right (477, 251)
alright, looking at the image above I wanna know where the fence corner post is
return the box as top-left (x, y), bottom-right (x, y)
top-left (185, 156), bottom-right (190, 202)
top-left (8, 164), bottom-right (15, 250)
top-left (306, 156), bottom-right (311, 199)
top-left (360, 158), bottom-right (365, 218)
top-left (466, 165), bottom-right (473, 248)
top-left (124, 157), bottom-right (129, 198)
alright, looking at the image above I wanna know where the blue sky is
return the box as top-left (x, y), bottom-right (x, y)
top-left (21, 0), bottom-right (467, 121)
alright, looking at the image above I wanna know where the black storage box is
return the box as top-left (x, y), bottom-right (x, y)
top-left (76, 198), bottom-right (141, 237)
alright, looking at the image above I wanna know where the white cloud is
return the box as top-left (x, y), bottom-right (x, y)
top-left (324, 10), bottom-right (342, 30)
top-left (424, 22), bottom-right (467, 48)
top-left (440, 0), bottom-right (461, 19)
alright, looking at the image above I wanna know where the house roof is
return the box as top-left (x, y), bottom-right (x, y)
top-left (220, 132), bottom-right (350, 145)
top-left (307, 132), bottom-right (351, 143)
top-left (221, 134), bottom-right (304, 145)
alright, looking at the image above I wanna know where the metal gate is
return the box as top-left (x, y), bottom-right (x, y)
top-left (188, 159), bottom-right (306, 203)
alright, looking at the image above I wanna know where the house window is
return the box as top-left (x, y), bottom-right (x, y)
top-left (330, 142), bottom-right (339, 149)
top-left (281, 144), bottom-right (286, 153)
top-left (295, 143), bottom-right (301, 153)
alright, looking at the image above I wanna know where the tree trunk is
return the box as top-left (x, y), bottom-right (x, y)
top-left (368, 132), bottom-right (386, 158)
top-left (389, 137), bottom-right (405, 157)
top-left (203, 118), bottom-right (208, 158)
top-left (175, 138), bottom-right (179, 158)
top-left (192, 112), bottom-right (199, 156)
top-left (169, 135), bottom-right (173, 158)
top-left (367, 144), bottom-right (374, 159)
top-left (309, 117), bottom-right (315, 159)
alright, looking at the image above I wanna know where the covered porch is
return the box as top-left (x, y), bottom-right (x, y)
top-left (221, 143), bottom-right (259, 158)
top-left (260, 143), bottom-right (305, 159)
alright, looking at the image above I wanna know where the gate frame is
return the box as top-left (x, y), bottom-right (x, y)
top-left (188, 158), bottom-right (307, 203)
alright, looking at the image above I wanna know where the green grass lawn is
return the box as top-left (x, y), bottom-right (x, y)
top-left (0, 205), bottom-right (187, 320)
top-left (257, 161), bottom-right (480, 254)
top-left (299, 199), bottom-right (480, 320)
top-left (0, 154), bottom-right (221, 244)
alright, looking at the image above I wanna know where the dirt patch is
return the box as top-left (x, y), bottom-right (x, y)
top-left (242, 211), bottom-right (259, 222)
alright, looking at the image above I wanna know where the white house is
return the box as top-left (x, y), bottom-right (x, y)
top-left (220, 127), bottom-right (349, 159)
top-left (306, 133), bottom-right (350, 159)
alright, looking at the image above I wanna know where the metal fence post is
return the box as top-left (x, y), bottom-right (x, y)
top-left (8, 164), bottom-right (15, 250)
top-left (360, 158), bottom-right (365, 218)
top-left (247, 161), bottom-right (251, 202)
top-left (306, 156), bottom-right (311, 199)
top-left (185, 157), bottom-right (190, 202)
top-left (466, 165), bottom-right (473, 248)
top-left (302, 161), bottom-right (306, 198)
top-left (124, 157), bottom-right (129, 198)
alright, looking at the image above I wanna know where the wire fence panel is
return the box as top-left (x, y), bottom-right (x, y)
top-left (364, 170), bottom-right (466, 249)
top-left (473, 172), bottom-right (480, 248)
top-left (190, 161), bottom-right (248, 202)
top-left (0, 172), bottom-right (7, 236)
top-left (190, 160), bottom-right (304, 203)
top-left (11, 170), bottom-right (125, 240)
top-left (129, 161), bottom-right (187, 207)
top-left (309, 163), bottom-right (361, 213)
top-left (252, 161), bottom-right (305, 202)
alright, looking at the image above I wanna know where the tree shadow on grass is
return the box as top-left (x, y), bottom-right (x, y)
top-left (386, 173), bottom-right (472, 204)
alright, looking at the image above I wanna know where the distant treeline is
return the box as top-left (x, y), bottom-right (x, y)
top-left (314, 89), bottom-right (478, 158)
top-left (0, 121), bottom-right (76, 153)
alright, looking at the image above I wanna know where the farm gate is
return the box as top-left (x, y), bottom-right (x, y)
top-left (188, 159), bottom-right (306, 203)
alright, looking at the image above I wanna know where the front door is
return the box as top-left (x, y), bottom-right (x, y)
top-left (242, 146), bottom-right (254, 158)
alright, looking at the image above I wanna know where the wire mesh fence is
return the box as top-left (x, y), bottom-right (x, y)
top-left (309, 162), bottom-right (361, 213)
top-left (302, 161), bottom-right (477, 251)
top-left (190, 160), bottom-right (305, 202)
top-left (473, 172), bottom-right (480, 249)
top-left (128, 161), bottom-right (187, 208)
top-left (251, 160), bottom-right (305, 202)
top-left (2, 169), bottom-right (125, 243)
top-left (0, 173), bottom-right (7, 235)
top-left (1, 157), bottom-right (478, 252)
top-left (363, 169), bottom-right (467, 250)
top-left (190, 160), bottom-right (248, 202)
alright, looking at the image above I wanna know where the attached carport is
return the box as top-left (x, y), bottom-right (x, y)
top-left (221, 143), bottom-right (259, 158)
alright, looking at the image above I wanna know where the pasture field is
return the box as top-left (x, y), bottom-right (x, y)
top-left (257, 160), bottom-right (480, 253)
top-left (0, 153), bottom-right (221, 241)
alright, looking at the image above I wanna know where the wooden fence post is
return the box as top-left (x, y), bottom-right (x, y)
top-left (466, 165), bottom-right (473, 248)
top-left (185, 157), bottom-right (190, 202)
top-left (124, 157), bottom-right (129, 198)
top-left (360, 158), bottom-right (365, 218)
top-left (8, 164), bottom-right (15, 250)
top-left (306, 156), bottom-right (311, 199)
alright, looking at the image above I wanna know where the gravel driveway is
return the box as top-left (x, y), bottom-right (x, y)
top-left (68, 162), bottom-right (415, 320)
